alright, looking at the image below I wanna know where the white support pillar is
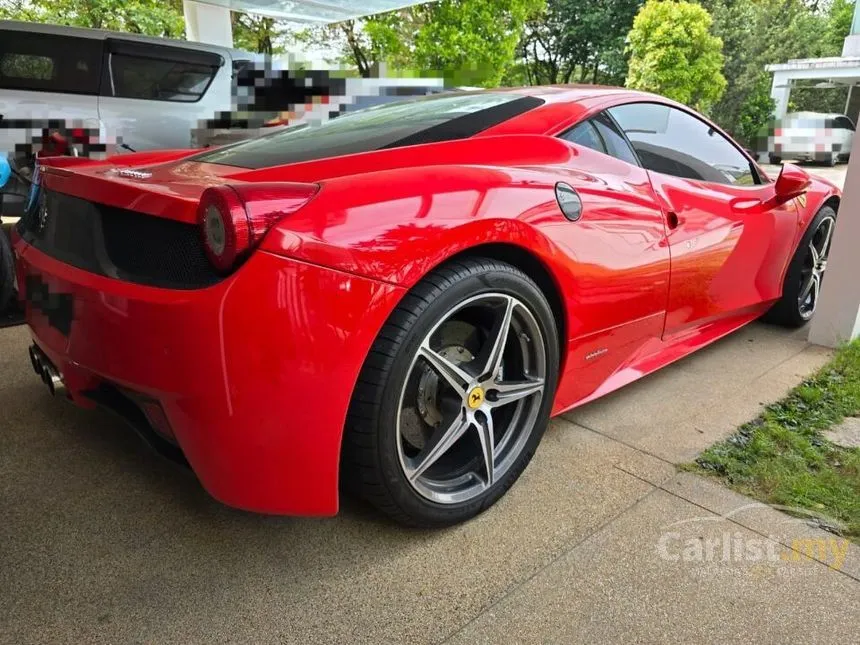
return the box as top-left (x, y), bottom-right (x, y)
top-left (770, 71), bottom-right (791, 119)
top-left (808, 153), bottom-right (860, 347)
top-left (183, 0), bottom-right (233, 47)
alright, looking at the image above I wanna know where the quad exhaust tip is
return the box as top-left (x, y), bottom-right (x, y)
top-left (28, 345), bottom-right (67, 398)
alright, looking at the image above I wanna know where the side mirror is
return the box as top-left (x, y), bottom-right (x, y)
top-left (0, 155), bottom-right (10, 190)
top-left (774, 163), bottom-right (811, 203)
top-left (731, 162), bottom-right (812, 214)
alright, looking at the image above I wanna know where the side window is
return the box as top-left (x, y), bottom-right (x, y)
top-left (560, 121), bottom-right (606, 154)
top-left (834, 116), bottom-right (855, 131)
top-left (106, 41), bottom-right (222, 103)
top-left (111, 56), bottom-right (216, 102)
top-left (1, 54), bottom-right (53, 81)
top-left (0, 31), bottom-right (102, 94)
top-left (592, 113), bottom-right (640, 166)
top-left (608, 103), bottom-right (757, 186)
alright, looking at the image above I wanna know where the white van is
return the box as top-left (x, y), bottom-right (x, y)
top-left (0, 20), bottom-right (252, 215)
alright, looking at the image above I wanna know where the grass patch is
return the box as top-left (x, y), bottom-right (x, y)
top-left (690, 339), bottom-right (860, 540)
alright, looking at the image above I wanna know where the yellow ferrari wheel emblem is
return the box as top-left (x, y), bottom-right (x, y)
top-left (467, 386), bottom-right (485, 409)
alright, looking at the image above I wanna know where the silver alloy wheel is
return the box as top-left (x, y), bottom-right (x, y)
top-left (798, 215), bottom-right (835, 320)
top-left (396, 293), bottom-right (547, 504)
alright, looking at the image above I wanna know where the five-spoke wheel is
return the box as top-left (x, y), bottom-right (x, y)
top-left (342, 258), bottom-right (559, 527)
top-left (398, 293), bottom-right (546, 504)
top-left (764, 204), bottom-right (838, 327)
top-left (797, 212), bottom-right (835, 320)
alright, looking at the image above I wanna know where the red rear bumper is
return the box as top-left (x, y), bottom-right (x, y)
top-left (13, 235), bottom-right (404, 515)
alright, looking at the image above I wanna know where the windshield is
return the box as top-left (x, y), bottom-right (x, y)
top-left (194, 92), bottom-right (543, 169)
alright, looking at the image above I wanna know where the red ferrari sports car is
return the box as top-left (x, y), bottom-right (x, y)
top-left (13, 86), bottom-right (840, 526)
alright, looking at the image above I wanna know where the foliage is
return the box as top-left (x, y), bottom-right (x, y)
top-left (626, 0), bottom-right (726, 113)
top-left (413, 0), bottom-right (545, 86)
top-left (825, 0), bottom-right (856, 56)
top-left (0, 0), bottom-right (185, 38)
top-left (231, 13), bottom-right (288, 55)
top-left (705, 0), bottom-right (856, 140)
top-left (736, 73), bottom-right (775, 148)
top-left (0, 0), bottom-right (298, 53)
top-left (694, 340), bottom-right (860, 541)
top-left (299, 0), bottom-right (544, 86)
top-left (517, 0), bottom-right (642, 86)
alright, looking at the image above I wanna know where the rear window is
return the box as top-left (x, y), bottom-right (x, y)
top-left (194, 92), bottom-right (544, 169)
top-left (0, 30), bottom-right (102, 94)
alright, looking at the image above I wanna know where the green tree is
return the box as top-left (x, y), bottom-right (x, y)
top-left (626, 0), bottom-right (726, 113)
top-left (518, 0), bottom-right (642, 86)
top-left (300, 0), bottom-right (544, 86)
top-left (231, 12), bottom-right (289, 54)
top-left (737, 73), bottom-right (775, 148)
top-left (0, 0), bottom-right (185, 38)
top-left (704, 0), bottom-right (854, 140)
top-left (294, 16), bottom-right (408, 78)
top-left (413, 0), bottom-right (546, 86)
top-left (825, 0), bottom-right (856, 55)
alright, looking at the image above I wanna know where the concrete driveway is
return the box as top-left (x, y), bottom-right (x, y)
top-left (2, 316), bottom-right (858, 644)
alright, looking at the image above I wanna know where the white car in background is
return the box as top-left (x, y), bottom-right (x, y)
top-left (767, 111), bottom-right (855, 166)
top-left (0, 20), bottom-right (252, 217)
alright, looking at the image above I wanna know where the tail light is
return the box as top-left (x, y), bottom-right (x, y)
top-left (197, 182), bottom-right (319, 273)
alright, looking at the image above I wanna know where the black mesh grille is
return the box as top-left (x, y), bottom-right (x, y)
top-left (17, 189), bottom-right (220, 289)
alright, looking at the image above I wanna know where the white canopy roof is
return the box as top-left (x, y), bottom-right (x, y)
top-left (190, 0), bottom-right (428, 22)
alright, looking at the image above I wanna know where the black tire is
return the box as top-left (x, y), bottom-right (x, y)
top-left (0, 229), bottom-right (15, 312)
top-left (769, 155), bottom-right (782, 165)
top-left (341, 258), bottom-right (560, 527)
top-left (763, 205), bottom-right (837, 328)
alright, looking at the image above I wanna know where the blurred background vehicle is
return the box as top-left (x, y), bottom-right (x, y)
top-left (1, 19), bottom-right (450, 218)
top-left (193, 76), bottom-right (446, 148)
top-left (0, 19), bottom-right (253, 219)
top-left (767, 111), bottom-right (855, 166)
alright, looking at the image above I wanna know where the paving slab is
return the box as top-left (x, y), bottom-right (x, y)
top-left (443, 489), bottom-right (860, 645)
top-left (565, 324), bottom-right (832, 463)
top-left (663, 472), bottom-right (860, 581)
top-left (824, 416), bottom-right (860, 448)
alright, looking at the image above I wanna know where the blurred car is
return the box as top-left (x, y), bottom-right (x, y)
top-left (767, 111), bottom-right (854, 166)
top-left (0, 20), bottom-right (252, 217)
top-left (193, 77), bottom-right (447, 148)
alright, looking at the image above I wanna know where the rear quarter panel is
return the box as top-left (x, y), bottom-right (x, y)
top-left (796, 176), bottom-right (841, 243)
top-left (261, 141), bottom-right (671, 411)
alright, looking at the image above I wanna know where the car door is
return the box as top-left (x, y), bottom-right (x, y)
top-left (607, 102), bottom-right (799, 339)
top-left (550, 114), bottom-right (671, 404)
top-left (97, 38), bottom-right (229, 152)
